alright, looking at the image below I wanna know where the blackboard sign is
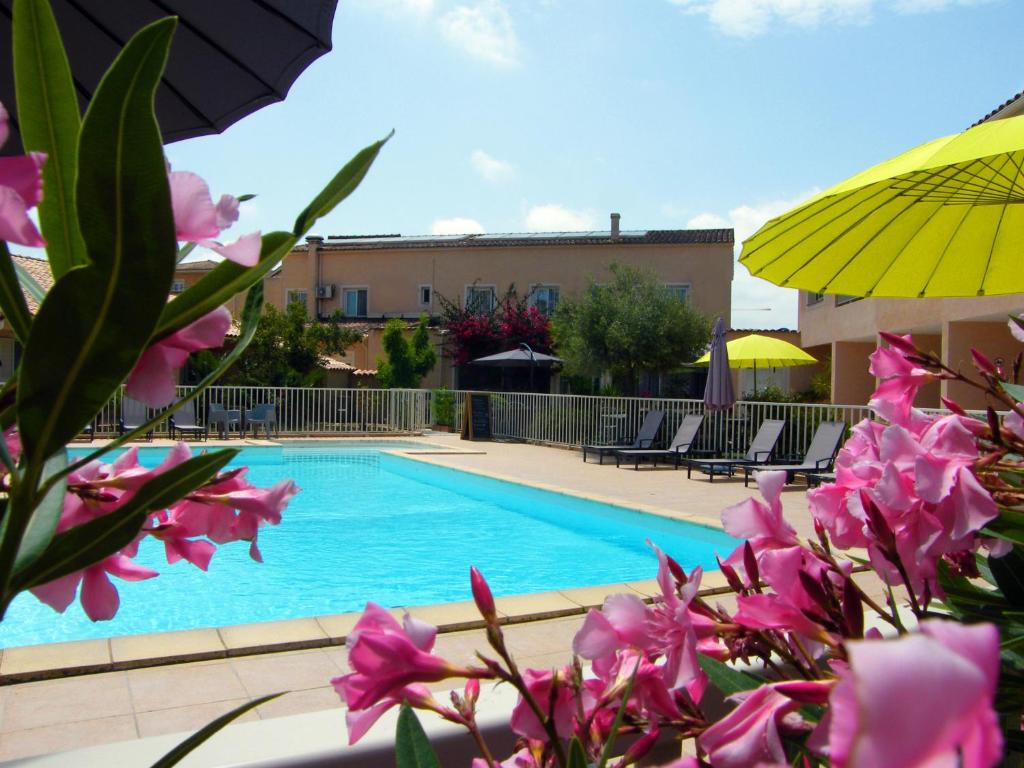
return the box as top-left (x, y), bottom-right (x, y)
top-left (460, 392), bottom-right (491, 441)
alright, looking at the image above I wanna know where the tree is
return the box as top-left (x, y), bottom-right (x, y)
top-left (377, 315), bottom-right (437, 388)
top-left (551, 263), bottom-right (712, 395)
top-left (197, 300), bottom-right (363, 386)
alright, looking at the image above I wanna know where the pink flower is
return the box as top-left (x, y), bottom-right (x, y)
top-left (824, 620), bottom-right (1002, 768)
top-left (721, 470), bottom-right (799, 559)
top-left (868, 334), bottom-right (940, 426)
top-left (31, 554), bottom-right (158, 621)
top-left (699, 680), bottom-right (830, 768)
top-left (343, 683), bottom-right (442, 745)
top-left (470, 565), bottom-right (497, 622)
top-left (126, 306), bottom-right (232, 407)
top-left (169, 170), bottom-right (261, 266)
top-left (0, 102), bottom-right (46, 247)
top-left (509, 667), bottom-right (576, 741)
top-left (333, 603), bottom-right (491, 715)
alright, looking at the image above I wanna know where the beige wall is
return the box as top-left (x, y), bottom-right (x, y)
top-left (267, 240), bottom-right (733, 323)
top-left (832, 341), bottom-right (877, 406)
top-left (943, 321), bottom-right (1018, 410)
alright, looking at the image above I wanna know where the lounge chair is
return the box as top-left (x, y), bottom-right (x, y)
top-left (582, 410), bottom-right (665, 464)
top-left (684, 418), bottom-right (786, 482)
top-left (169, 398), bottom-right (208, 441)
top-left (742, 421), bottom-right (847, 487)
top-left (245, 403), bottom-right (278, 439)
top-left (119, 395), bottom-right (153, 441)
top-left (614, 414), bottom-right (704, 470)
top-left (794, 469), bottom-right (836, 488)
top-left (208, 403), bottom-right (242, 439)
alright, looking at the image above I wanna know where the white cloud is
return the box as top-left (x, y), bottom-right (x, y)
top-left (352, 0), bottom-right (435, 18)
top-left (669, 0), bottom-right (989, 37)
top-left (432, 217), bottom-right (485, 234)
top-left (685, 190), bottom-right (820, 329)
top-left (471, 149), bottom-right (516, 182)
top-left (524, 204), bottom-right (596, 232)
top-left (438, 1), bottom-right (520, 67)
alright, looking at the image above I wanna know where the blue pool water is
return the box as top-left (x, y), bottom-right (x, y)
top-left (0, 442), bottom-right (738, 647)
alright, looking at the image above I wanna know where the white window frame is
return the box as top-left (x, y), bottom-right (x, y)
top-left (418, 284), bottom-right (433, 308)
top-left (464, 284), bottom-right (497, 313)
top-left (666, 283), bottom-right (692, 302)
top-left (341, 285), bottom-right (370, 317)
top-left (170, 279), bottom-right (186, 294)
top-left (529, 283), bottom-right (561, 315)
top-left (286, 289), bottom-right (308, 311)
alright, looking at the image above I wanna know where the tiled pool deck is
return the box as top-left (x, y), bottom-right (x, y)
top-left (0, 434), bottom-right (836, 761)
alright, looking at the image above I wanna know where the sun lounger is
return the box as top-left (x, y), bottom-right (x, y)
top-left (582, 410), bottom-right (665, 464)
top-left (685, 418), bottom-right (786, 482)
top-left (169, 398), bottom-right (208, 441)
top-left (119, 395), bottom-right (153, 441)
top-left (794, 469), bottom-right (836, 488)
top-left (614, 413), bottom-right (704, 469)
top-left (742, 421), bottom-right (847, 487)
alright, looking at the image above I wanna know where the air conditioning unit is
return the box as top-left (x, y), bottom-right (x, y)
top-left (316, 284), bottom-right (335, 299)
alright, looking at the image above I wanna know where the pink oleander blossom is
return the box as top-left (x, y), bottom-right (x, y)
top-left (0, 102), bottom-right (46, 247)
top-left (721, 470), bottom-right (798, 560)
top-left (509, 667), bottom-right (576, 741)
top-left (333, 603), bottom-right (491, 720)
top-left (823, 620), bottom-right (1002, 768)
top-left (169, 170), bottom-right (261, 266)
top-left (30, 554), bottom-right (158, 621)
top-left (869, 333), bottom-right (942, 425)
top-left (126, 306), bottom-right (232, 408)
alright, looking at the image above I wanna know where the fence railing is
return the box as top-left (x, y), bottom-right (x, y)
top-left (443, 391), bottom-right (875, 461)
top-left (91, 386), bottom-right (432, 438)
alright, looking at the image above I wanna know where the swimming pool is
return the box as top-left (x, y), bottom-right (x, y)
top-left (0, 442), bottom-right (738, 648)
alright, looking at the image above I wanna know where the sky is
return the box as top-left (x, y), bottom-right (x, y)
top-left (162, 0), bottom-right (1024, 330)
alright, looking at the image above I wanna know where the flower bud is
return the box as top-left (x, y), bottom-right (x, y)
top-left (470, 566), bottom-right (497, 623)
top-left (463, 678), bottom-right (480, 707)
top-left (971, 349), bottom-right (997, 375)
top-left (879, 331), bottom-right (918, 355)
top-left (941, 397), bottom-right (967, 416)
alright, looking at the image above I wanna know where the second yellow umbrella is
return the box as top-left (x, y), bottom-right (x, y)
top-left (693, 334), bottom-right (817, 394)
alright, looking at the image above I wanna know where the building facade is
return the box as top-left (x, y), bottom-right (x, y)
top-left (262, 215), bottom-right (735, 389)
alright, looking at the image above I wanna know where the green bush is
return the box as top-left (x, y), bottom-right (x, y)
top-left (433, 387), bottom-right (454, 426)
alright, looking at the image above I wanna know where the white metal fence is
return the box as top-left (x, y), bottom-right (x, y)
top-left (443, 391), bottom-right (873, 461)
top-left (91, 386), bottom-right (432, 438)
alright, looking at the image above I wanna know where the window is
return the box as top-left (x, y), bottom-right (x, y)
top-left (666, 284), bottom-right (691, 302)
top-left (170, 280), bottom-right (186, 294)
top-left (806, 291), bottom-right (824, 306)
top-left (343, 287), bottom-right (368, 316)
top-left (465, 285), bottom-right (496, 313)
top-left (836, 294), bottom-right (862, 306)
top-left (530, 284), bottom-right (560, 315)
top-left (419, 285), bottom-right (432, 307)
top-left (286, 289), bottom-right (308, 311)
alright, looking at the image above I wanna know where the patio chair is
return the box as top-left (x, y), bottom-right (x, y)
top-left (794, 469), bottom-right (836, 488)
top-left (168, 398), bottom-right (208, 441)
top-left (245, 403), bottom-right (278, 439)
top-left (208, 403), bottom-right (242, 439)
top-left (614, 413), bottom-right (704, 470)
top-left (742, 420), bottom-right (847, 487)
top-left (582, 410), bottom-right (665, 464)
top-left (684, 418), bottom-right (786, 482)
top-left (118, 395), bottom-right (153, 441)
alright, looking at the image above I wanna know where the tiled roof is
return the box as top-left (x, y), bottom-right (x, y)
top-left (10, 254), bottom-right (53, 314)
top-left (320, 355), bottom-right (355, 371)
top-left (308, 229), bottom-right (734, 252)
top-left (175, 259), bottom-right (220, 272)
top-left (972, 88), bottom-right (1024, 127)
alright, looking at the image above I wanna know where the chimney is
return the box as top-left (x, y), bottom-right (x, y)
top-left (610, 212), bottom-right (621, 240)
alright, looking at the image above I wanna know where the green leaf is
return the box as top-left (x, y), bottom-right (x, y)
top-left (149, 693), bottom-right (282, 768)
top-left (12, 261), bottom-right (46, 307)
top-left (567, 737), bottom-right (589, 768)
top-left (1002, 382), bottom-right (1024, 402)
top-left (0, 242), bottom-right (34, 342)
top-left (12, 0), bottom-right (87, 278)
top-left (17, 17), bottom-right (178, 466)
top-left (12, 449), bottom-right (66, 574)
top-left (698, 654), bottom-right (763, 696)
top-left (155, 232), bottom-right (292, 340)
top-left (395, 703), bottom-right (441, 768)
top-left (292, 132), bottom-right (393, 237)
top-left (8, 450), bottom-right (237, 597)
top-left (990, 550), bottom-right (1024, 607)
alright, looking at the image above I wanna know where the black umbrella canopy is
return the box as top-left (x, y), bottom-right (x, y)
top-left (471, 349), bottom-right (564, 367)
top-left (0, 0), bottom-right (338, 153)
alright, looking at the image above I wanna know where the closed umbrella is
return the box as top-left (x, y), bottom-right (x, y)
top-left (693, 334), bottom-right (817, 395)
top-left (740, 113), bottom-right (1024, 298)
top-left (703, 317), bottom-right (735, 411)
top-left (0, 0), bottom-right (338, 153)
